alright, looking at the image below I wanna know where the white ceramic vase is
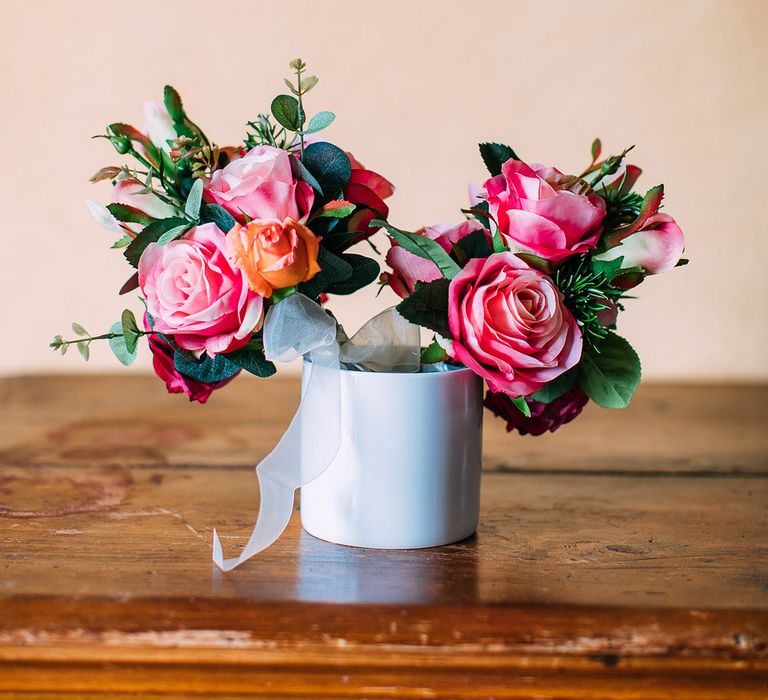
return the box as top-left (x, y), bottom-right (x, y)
top-left (300, 364), bottom-right (484, 549)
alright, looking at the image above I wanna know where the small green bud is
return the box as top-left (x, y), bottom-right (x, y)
top-left (112, 135), bottom-right (131, 154)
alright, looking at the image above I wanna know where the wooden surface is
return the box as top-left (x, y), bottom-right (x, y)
top-left (0, 374), bottom-right (767, 699)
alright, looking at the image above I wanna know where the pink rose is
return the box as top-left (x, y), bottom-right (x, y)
top-left (383, 220), bottom-right (488, 297)
top-left (345, 153), bottom-right (395, 241)
top-left (205, 145), bottom-right (313, 224)
top-left (146, 323), bottom-right (238, 403)
top-left (448, 252), bottom-right (582, 396)
top-left (484, 159), bottom-right (606, 263)
top-left (139, 223), bottom-right (264, 356)
top-left (112, 178), bottom-right (177, 230)
top-left (596, 213), bottom-right (685, 274)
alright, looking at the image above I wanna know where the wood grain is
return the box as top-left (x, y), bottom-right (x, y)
top-left (0, 375), bottom-right (766, 698)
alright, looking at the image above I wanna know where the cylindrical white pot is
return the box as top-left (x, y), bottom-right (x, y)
top-left (300, 364), bottom-right (483, 549)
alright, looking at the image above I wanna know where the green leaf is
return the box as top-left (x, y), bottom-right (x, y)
top-left (283, 78), bottom-right (300, 96)
top-left (326, 254), bottom-right (380, 295)
top-left (200, 203), bottom-right (236, 233)
top-left (271, 94), bottom-right (301, 131)
top-left (420, 339), bottom-right (449, 364)
top-left (604, 185), bottom-right (664, 247)
top-left (591, 138), bottom-right (602, 162)
top-left (173, 352), bottom-right (241, 383)
top-left (271, 286), bottom-right (297, 303)
top-left (303, 111), bottom-right (335, 134)
top-left (184, 178), bottom-right (204, 219)
top-left (311, 199), bottom-right (356, 220)
top-left (491, 227), bottom-right (506, 253)
top-left (298, 246), bottom-right (354, 299)
top-left (530, 367), bottom-right (578, 404)
top-left (163, 85), bottom-right (186, 122)
top-left (374, 220), bottom-right (461, 280)
top-left (515, 253), bottom-right (552, 274)
top-left (106, 203), bottom-right (154, 226)
top-left (509, 396), bottom-right (532, 418)
top-left (121, 309), bottom-right (140, 353)
top-left (396, 279), bottom-right (452, 338)
top-left (110, 234), bottom-right (133, 249)
top-left (289, 154), bottom-right (323, 195)
top-left (156, 224), bottom-right (189, 246)
top-left (225, 344), bottom-right (277, 378)
top-left (454, 229), bottom-right (492, 261)
top-left (124, 217), bottom-right (187, 267)
top-left (301, 75), bottom-right (319, 93)
top-left (77, 341), bottom-right (90, 361)
top-left (579, 332), bottom-right (641, 409)
top-left (71, 323), bottom-right (87, 337)
top-left (479, 142), bottom-right (520, 176)
top-left (302, 142), bottom-right (352, 198)
top-left (108, 321), bottom-right (137, 366)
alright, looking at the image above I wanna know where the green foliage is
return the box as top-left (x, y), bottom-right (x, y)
top-left (479, 142), bottom-right (520, 176)
top-left (302, 142), bottom-right (351, 198)
top-left (271, 94), bottom-right (302, 131)
top-left (453, 229), bottom-right (492, 261)
top-left (121, 309), bottom-right (140, 354)
top-left (163, 85), bottom-right (186, 122)
top-left (529, 367), bottom-right (577, 403)
top-left (289, 154), bottom-right (323, 194)
top-left (184, 178), bottom-right (204, 219)
top-left (509, 396), bottom-right (532, 418)
top-left (326, 254), bottom-right (380, 295)
top-left (173, 351), bottom-right (241, 384)
top-left (225, 344), bottom-right (277, 378)
top-left (420, 339), bottom-right (449, 364)
top-left (375, 220), bottom-right (461, 280)
top-left (106, 203), bottom-right (154, 226)
top-left (124, 217), bottom-right (187, 267)
top-left (396, 279), bottom-right (452, 339)
top-left (108, 321), bottom-right (137, 366)
top-left (515, 252), bottom-right (552, 274)
top-left (311, 200), bottom-right (356, 220)
top-left (299, 247), bottom-right (354, 299)
top-left (304, 111), bottom-right (335, 134)
top-left (156, 224), bottom-right (190, 246)
top-left (200, 203), bottom-right (236, 233)
top-left (578, 331), bottom-right (641, 409)
top-left (555, 256), bottom-right (626, 349)
top-left (245, 114), bottom-right (297, 152)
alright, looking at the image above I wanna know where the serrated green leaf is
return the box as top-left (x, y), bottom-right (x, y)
top-left (454, 229), bottom-right (492, 261)
top-left (579, 331), bottom-right (641, 409)
top-left (271, 94), bottom-right (301, 131)
top-left (374, 220), bottom-right (461, 280)
top-left (530, 367), bottom-right (578, 403)
top-left (110, 234), bottom-right (134, 249)
top-left (396, 279), bottom-right (452, 338)
top-left (479, 142), bottom-right (520, 176)
top-left (420, 339), bottom-right (449, 364)
top-left (71, 323), bottom-right (87, 337)
top-left (124, 217), bottom-right (187, 267)
top-left (303, 111), bottom-right (335, 134)
top-left (311, 199), bottom-right (356, 220)
top-left (184, 178), bottom-right (204, 219)
top-left (106, 203), bottom-right (154, 226)
top-left (163, 85), bottom-right (185, 122)
top-left (509, 395), bottom-right (531, 418)
top-left (108, 321), bottom-right (137, 366)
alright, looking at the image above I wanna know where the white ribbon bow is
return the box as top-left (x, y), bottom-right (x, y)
top-left (212, 293), bottom-right (420, 571)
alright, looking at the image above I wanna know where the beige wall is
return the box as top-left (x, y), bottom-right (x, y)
top-left (1, 0), bottom-right (766, 379)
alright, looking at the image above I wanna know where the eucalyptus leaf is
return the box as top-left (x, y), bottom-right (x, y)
top-left (71, 323), bottom-right (87, 337)
top-left (121, 309), bottom-right (140, 353)
top-left (271, 94), bottom-right (301, 131)
top-left (225, 344), bottom-right (277, 378)
top-left (303, 111), bottom-right (336, 134)
top-left (184, 178), bottom-right (204, 219)
top-left (374, 220), bottom-right (461, 280)
top-left (301, 75), bottom-right (319, 92)
top-left (289, 154), bottom-right (323, 195)
top-left (579, 332), bottom-right (641, 409)
top-left (174, 352), bottom-right (241, 383)
top-left (326, 254), bottom-right (380, 295)
top-left (302, 142), bottom-right (351, 198)
top-left (108, 321), bottom-right (137, 366)
top-left (77, 341), bottom-right (90, 361)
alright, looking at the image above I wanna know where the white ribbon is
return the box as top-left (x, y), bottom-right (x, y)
top-left (212, 293), bottom-right (420, 571)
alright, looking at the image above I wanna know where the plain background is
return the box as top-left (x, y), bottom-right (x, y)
top-left (1, 0), bottom-right (766, 379)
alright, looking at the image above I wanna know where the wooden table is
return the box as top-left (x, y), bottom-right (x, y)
top-left (1, 375), bottom-right (766, 699)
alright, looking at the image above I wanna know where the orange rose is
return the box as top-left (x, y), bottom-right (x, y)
top-left (226, 218), bottom-right (321, 298)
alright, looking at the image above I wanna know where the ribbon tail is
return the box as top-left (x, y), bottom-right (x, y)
top-left (212, 310), bottom-right (341, 571)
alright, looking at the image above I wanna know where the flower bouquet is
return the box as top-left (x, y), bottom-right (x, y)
top-left (52, 59), bottom-right (393, 402)
top-left (379, 140), bottom-right (686, 435)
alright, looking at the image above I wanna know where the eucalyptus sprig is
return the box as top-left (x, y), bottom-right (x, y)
top-left (50, 310), bottom-right (147, 366)
top-left (270, 59), bottom-right (336, 160)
